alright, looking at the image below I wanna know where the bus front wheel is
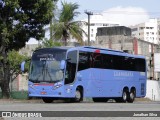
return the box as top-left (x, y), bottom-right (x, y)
top-left (75, 88), bottom-right (83, 102)
top-left (42, 97), bottom-right (54, 103)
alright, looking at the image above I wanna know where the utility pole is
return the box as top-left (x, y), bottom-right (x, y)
top-left (85, 10), bottom-right (93, 46)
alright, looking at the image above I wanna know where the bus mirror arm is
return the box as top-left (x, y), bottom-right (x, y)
top-left (66, 58), bottom-right (71, 62)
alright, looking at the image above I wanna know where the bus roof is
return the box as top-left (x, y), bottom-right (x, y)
top-left (34, 46), bottom-right (145, 59)
top-left (75, 46), bottom-right (145, 59)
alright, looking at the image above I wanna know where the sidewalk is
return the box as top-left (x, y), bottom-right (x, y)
top-left (0, 99), bottom-right (43, 103)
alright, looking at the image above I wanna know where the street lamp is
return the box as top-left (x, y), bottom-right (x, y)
top-left (85, 10), bottom-right (93, 46)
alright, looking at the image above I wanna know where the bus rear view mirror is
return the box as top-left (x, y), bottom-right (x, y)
top-left (60, 60), bottom-right (66, 70)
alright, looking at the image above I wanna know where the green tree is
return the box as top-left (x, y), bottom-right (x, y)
top-left (52, 1), bottom-right (87, 46)
top-left (7, 50), bottom-right (30, 82)
top-left (0, 0), bottom-right (57, 98)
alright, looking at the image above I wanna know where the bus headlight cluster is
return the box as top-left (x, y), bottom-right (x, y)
top-left (29, 84), bottom-right (35, 89)
top-left (53, 84), bottom-right (62, 90)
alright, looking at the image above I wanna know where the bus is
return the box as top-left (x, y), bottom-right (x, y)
top-left (21, 46), bottom-right (147, 103)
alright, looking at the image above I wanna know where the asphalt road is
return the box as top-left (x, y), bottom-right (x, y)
top-left (0, 100), bottom-right (160, 120)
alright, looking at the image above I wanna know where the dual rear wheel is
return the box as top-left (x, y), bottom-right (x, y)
top-left (117, 90), bottom-right (135, 103)
top-left (92, 90), bottom-right (136, 103)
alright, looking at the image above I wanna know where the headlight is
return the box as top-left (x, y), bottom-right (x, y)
top-left (53, 84), bottom-right (62, 90)
top-left (29, 84), bottom-right (36, 90)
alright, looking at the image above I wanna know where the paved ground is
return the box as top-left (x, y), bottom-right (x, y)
top-left (0, 98), bottom-right (159, 120)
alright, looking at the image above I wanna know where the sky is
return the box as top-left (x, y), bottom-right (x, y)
top-left (27, 0), bottom-right (160, 44)
top-left (57, 0), bottom-right (160, 26)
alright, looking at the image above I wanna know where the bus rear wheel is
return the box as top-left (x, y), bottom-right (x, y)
top-left (127, 91), bottom-right (135, 103)
top-left (122, 90), bottom-right (129, 103)
top-left (115, 90), bottom-right (129, 103)
top-left (42, 97), bottom-right (53, 103)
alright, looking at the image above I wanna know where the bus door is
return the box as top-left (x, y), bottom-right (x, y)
top-left (64, 50), bottom-right (78, 97)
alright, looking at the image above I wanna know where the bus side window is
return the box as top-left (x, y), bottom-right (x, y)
top-left (92, 53), bottom-right (102, 68)
top-left (103, 54), bottom-right (114, 69)
top-left (78, 52), bottom-right (91, 71)
top-left (135, 58), bottom-right (145, 72)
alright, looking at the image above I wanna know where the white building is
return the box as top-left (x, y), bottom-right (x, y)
top-left (82, 15), bottom-right (120, 42)
top-left (131, 18), bottom-right (160, 44)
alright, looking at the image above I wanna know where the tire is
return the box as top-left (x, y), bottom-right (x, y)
top-left (122, 90), bottom-right (129, 103)
top-left (127, 91), bottom-right (135, 103)
top-left (74, 88), bottom-right (83, 102)
top-left (42, 97), bottom-right (53, 103)
top-left (115, 90), bottom-right (129, 103)
top-left (92, 98), bottom-right (108, 102)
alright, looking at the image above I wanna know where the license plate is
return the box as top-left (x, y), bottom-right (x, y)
top-left (41, 92), bottom-right (47, 95)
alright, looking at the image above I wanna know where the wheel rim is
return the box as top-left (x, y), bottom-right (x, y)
top-left (130, 92), bottom-right (135, 100)
top-left (75, 90), bottom-right (81, 100)
top-left (123, 92), bottom-right (127, 101)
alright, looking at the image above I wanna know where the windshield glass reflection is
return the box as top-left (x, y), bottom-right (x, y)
top-left (29, 49), bottom-right (66, 83)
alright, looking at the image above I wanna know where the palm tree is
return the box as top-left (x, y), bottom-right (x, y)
top-left (51, 1), bottom-right (87, 46)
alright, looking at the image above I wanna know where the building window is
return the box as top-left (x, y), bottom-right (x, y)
top-left (90, 23), bottom-right (95, 26)
top-left (132, 28), bottom-right (138, 32)
top-left (140, 27), bottom-right (144, 30)
top-left (103, 24), bottom-right (108, 26)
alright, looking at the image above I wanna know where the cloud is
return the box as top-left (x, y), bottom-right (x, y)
top-left (102, 6), bottom-right (150, 26)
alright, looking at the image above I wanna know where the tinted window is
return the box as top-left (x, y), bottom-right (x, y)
top-left (78, 52), bottom-right (91, 71)
top-left (78, 51), bottom-right (146, 72)
top-left (135, 58), bottom-right (146, 72)
top-left (91, 53), bottom-right (103, 68)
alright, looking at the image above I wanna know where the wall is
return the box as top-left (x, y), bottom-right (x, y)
top-left (146, 80), bottom-right (160, 101)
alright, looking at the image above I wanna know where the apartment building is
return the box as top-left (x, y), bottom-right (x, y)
top-left (131, 18), bottom-right (160, 44)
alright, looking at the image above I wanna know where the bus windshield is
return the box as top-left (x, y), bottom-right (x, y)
top-left (29, 49), bottom-right (66, 83)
